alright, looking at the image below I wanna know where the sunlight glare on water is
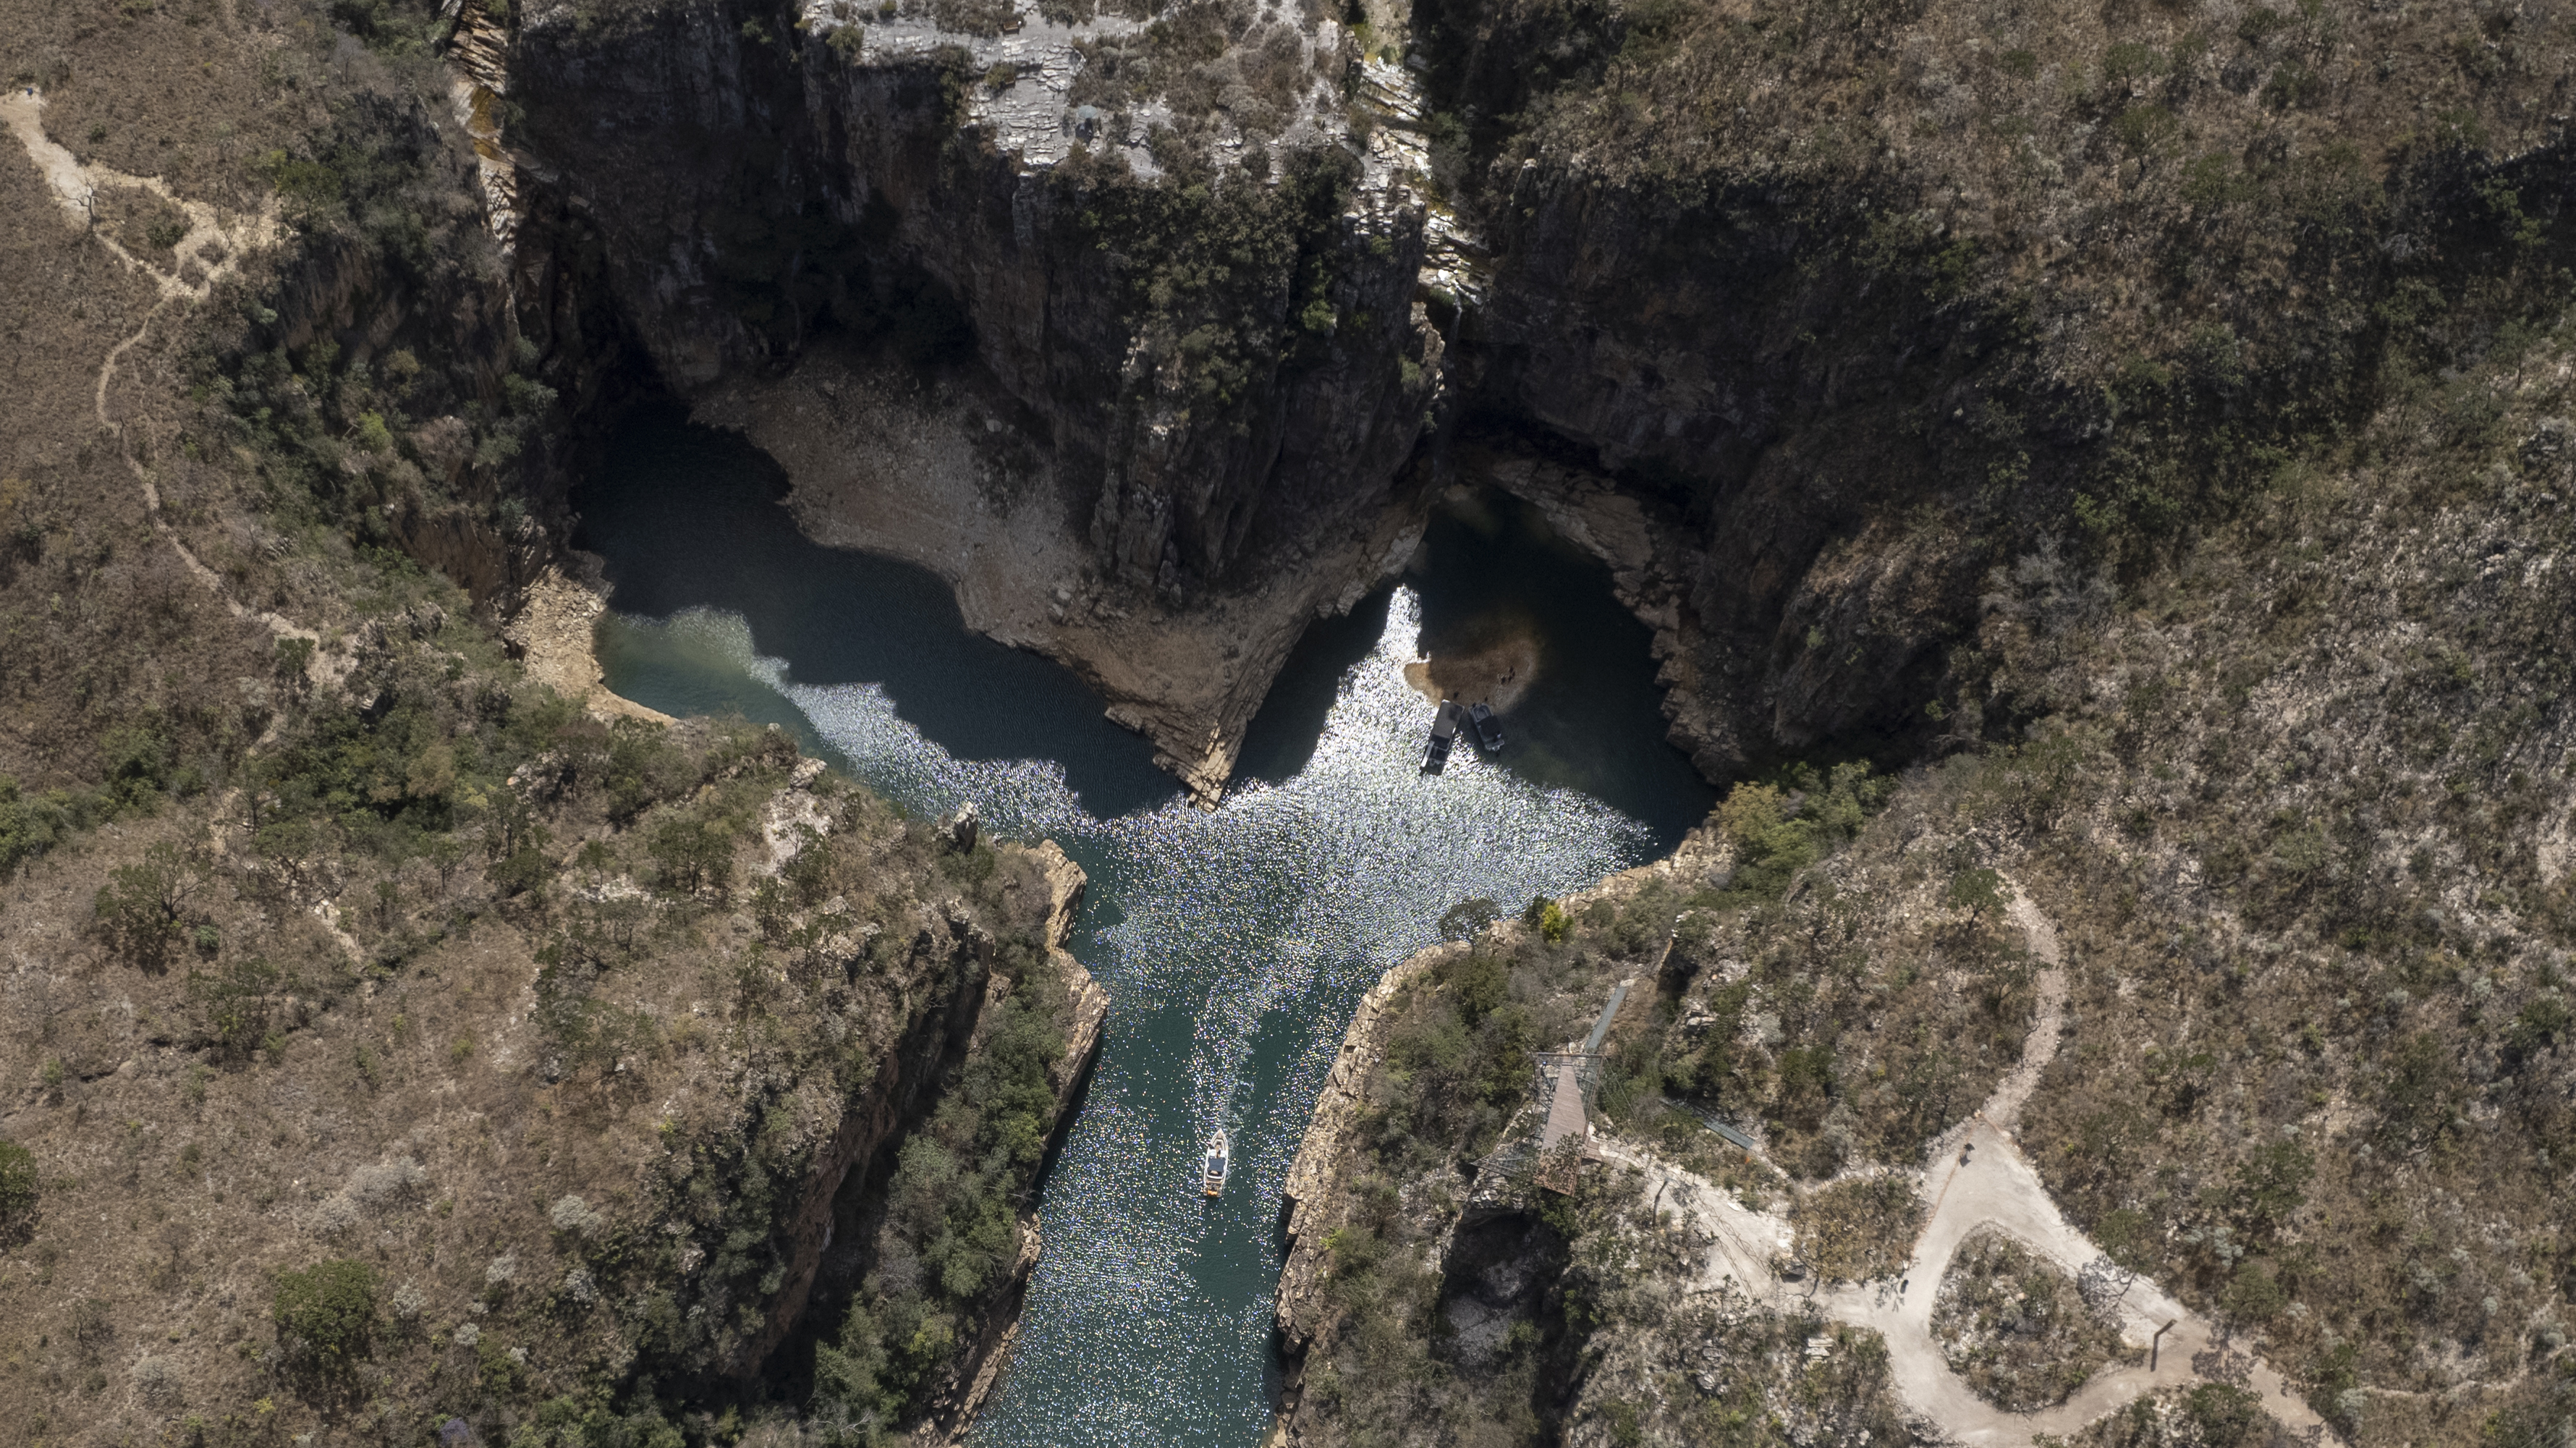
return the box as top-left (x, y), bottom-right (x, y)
top-left (603, 587), bottom-right (1664, 1446)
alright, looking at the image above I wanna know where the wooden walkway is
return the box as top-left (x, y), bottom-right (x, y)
top-left (1533, 979), bottom-right (1635, 1189)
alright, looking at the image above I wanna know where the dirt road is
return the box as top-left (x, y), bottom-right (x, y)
top-left (1596, 883), bottom-right (2333, 1445)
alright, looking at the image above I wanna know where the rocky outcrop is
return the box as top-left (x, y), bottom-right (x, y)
top-left (1433, 164), bottom-right (2001, 778)
top-left (1274, 944), bottom-right (1457, 1362)
top-left (503, 555), bottom-right (678, 724)
top-left (1271, 827), bottom-right (1740, 1441)
top-left (736, 837), bottom-right (1104, 1386)
top-left (903, 839), bottom-right (1106, 1441)
top-left (737, 895), bottom-right (1006, 1376)
top-left (477, 0), bottom-right (2013, 802)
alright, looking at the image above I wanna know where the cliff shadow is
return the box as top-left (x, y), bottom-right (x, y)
top-left (571, 404), bottom-right (1176, 818)
top-left (1232, 587), bottom-right (1398, 787)
top-left (1433, 1208), bottom-right (1583, 1427)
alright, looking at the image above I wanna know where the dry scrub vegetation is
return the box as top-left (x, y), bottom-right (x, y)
top-left (1932, 1229), bottom-right (2132, 1413)
top-left (3, 8), bottom-right (1095, 1448)
top-left (3, 664), bottom-right (1083, 1447)
top-left (1059, 0), bottom-right (1350, 152)
top-left (1286, 309), bottom-right (2576, 1441)
top-left (1277, 0), bottom-right (2576, 1434)
top-left (1276, 825), bottom-right (1939, 1447)
top-left (1791, 1173), bottom-right (1924, 1287)
top-left (1417, 0), bottom-right (2576, 431)
top-left (2046, 1381), bottom-right (2281, 1448)
top-left (1977, 338), bottom-right (2576, 1444)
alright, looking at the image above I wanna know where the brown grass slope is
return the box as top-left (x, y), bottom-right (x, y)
top-left (1, 13), bottom-right (1098, 1448)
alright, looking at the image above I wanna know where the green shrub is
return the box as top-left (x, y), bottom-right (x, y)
top-left (1437, 896), bottom-right (1499, 942)
top-left (2185, 1381), bottom-right (2267, 1445)
top-left (190, 957), bottom-right (281, 1062)
top-left (2229, 1139), bottom-right (2312, 1238)
top-left (2220, 1263), bottom-right (2287, 1324)
top-left (0, 1140), bottom-right (38, 1235)
top-left (2504, 994), bottom-right (2570, 1062)
top-left (1718, 785), bottom-right (1809, 894)
top-left (273, 1258), bottom-right (378, 1363)
top-left (1947, 866), bottom-right (2005, 917)
top-left (509, 1396), bottom-right (687, 1448)
top-left (601, 719), bottom-right (689, 822)
top-left (1434, 947), bottom-right (1509, 1025)
top-left (2100, 41), bottom-right (2167, 91)
top-left (649, 812), bottom-right (734, 899)
top-left (1, 776), bottom-right (83, 878)
top-left (2111, 103), bottom-right (2179, 154)
top-left (1536, 899), bottom-right (1570, 943)
top-left (2261, 61), bottom-right (2323, 111)
top-left (491, 844), bottom-right (552, 897)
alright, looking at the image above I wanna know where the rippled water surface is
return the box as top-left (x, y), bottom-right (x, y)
top-left (575, 408), bottom-right (1713, 1446)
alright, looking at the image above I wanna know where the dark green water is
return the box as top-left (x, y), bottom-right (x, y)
top-left (572, 407), bottom-right (1713, 1446)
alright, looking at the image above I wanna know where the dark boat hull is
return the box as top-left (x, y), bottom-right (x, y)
top-left (1423, 700), bottom-right (1464, 773)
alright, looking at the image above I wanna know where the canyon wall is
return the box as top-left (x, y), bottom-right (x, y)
top-left (489, 0), bottom-right (2038, 797)
top-left (485, 0), bottom-right (2576, 808)
top-left (506, 0), bottom-right (1446, 796)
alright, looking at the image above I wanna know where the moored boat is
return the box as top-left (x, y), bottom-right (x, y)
top-left (1468, 701), bottom-right (1504, 751)
top-left (1423, 699), bottom-right (1463, 772)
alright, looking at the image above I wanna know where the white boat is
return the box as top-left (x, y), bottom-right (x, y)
top-left (1202, 1128), bottom-right (1229, 1197)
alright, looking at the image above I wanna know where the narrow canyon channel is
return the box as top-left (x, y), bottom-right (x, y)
top-left (571, 407), bottom-right (1715, 1445)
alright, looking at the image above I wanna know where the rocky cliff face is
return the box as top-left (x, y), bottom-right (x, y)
top-left (478, 0), bottom-right (2098, 801)
top-left (741, 836), bottom-right (1105, 1384)
top-left (734, 892), bottom-right (999, 1378)
top-left (477, 0), bottom-right (2089, 801)
top-left (907, 840), bottom-right (1108, 1444)
top-left (1268, 832), bottom-right (1753, 1444)
top-left (1274, 941), bottom-right (1454, 1369)
top-left (505, 0), bottom-right (1445, 797)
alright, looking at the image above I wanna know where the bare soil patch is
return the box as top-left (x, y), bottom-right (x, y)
top-left (1402, 629), bottom-right (1538, 712)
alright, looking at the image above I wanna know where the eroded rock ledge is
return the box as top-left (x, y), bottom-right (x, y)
top-left (690, 347), bottom-right (1430, 803)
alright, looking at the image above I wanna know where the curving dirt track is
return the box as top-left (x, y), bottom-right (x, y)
top-left (1596, 884), bottom-right (2335, 1446)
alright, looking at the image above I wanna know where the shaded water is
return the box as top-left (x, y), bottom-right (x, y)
top-left (574, 408), bottom-right (1714, 1446)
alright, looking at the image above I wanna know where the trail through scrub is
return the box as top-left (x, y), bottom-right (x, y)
top-left (1595, 878), bottom-right (2337, 1447)
top-left (3, 90), bottom-right (324, 649)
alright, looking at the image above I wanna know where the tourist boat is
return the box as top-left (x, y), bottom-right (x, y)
top-left (1423, 699), bottom-right (1462, 772)
top-left (1469, 701), bottom-right (1504, 751)
top-left (1202, 1128), bottom-right (1229, 1197)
